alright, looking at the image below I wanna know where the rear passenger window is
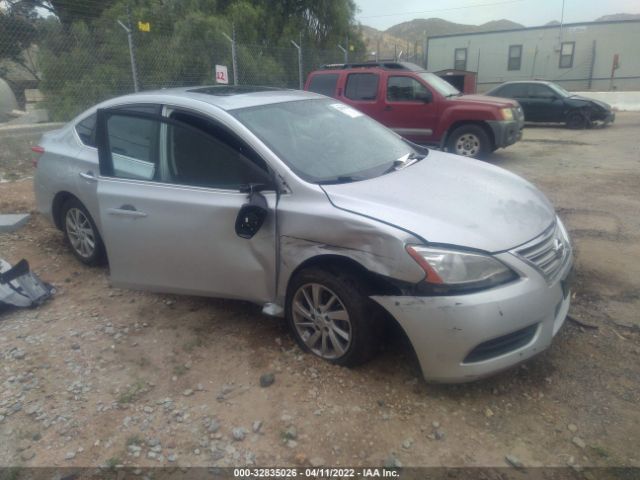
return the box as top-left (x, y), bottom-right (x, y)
top-left (106, 115), bottom-right (158, 181)
top-left (345, 73), bottom-right (379, 101)
top-left (76, 114), bottom-right (96, 147)
top-left (497, 84), bottom-right (528, 98)
top-left (308, 74), bottom-right (339, 97)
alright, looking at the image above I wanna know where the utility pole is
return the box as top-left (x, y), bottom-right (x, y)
top-left (117, 5), bottom-right (139, 92)
top-left (559, 0), bottom-right (565, 43)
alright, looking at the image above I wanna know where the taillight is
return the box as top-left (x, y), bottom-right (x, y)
top-left (31, 145), bottom-right (44, 167)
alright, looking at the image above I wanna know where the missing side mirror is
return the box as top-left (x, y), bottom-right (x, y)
top-left (235, 187), bottom-right (268, 239)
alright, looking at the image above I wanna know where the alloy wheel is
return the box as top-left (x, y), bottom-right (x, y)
top-left (291, 283), bottom-right (352, 360)
top-left (65, 207), bottom-right (96, 258)
top-left (454, 133), bottom-right (481, 157)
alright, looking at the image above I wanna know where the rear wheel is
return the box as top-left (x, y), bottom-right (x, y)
top-left (61, 198), bottom-right (106, 266)
top-left (286, 267), bottom-right (382, 367)
top-left (446, 124), bottom-right (491, 158)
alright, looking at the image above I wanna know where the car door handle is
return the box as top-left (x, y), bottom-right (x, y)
top-left (107, 205), bottom-right (147, 218)
top-left (79, 171), bottom-right (97, 182)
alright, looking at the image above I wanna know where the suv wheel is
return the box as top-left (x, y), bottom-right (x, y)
top-left (286, 267), bottom-right (381, 367)
top-left (446, 125), bottom-right (491, 158)
top-left (61, 198), bottom-right (106, 266)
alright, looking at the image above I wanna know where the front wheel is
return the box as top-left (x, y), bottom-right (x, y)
top-left (446, 124), bottom-right (491, 158)
top-left (566, 110), bottom-right (590, 129)
top-left (286, 267), bottom-right (382, 367)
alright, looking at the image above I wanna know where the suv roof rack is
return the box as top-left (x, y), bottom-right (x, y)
top-left (320, 61), bottom-right (425, 72)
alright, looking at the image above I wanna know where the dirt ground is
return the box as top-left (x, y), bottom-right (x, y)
top-left (0, 115), bottom-right (639, 471)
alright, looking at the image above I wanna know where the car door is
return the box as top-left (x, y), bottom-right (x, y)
top-left (527, 84), bottom-right (565, 122)
top-left (339, 72), bottom-right (381, 118)
top-left (495, 84), bottom-right (531, 120)
top-left (377, 74), bottom-right (437, 143)
top-left (94, 107), bottom-right (277, 303)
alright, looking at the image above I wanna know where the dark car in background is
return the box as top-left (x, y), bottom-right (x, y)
top-left (485, 80), bottom-right (615, 129)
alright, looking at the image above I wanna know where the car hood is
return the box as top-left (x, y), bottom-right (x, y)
top-left (321, 150), bottom-right (555, 253)
top-left (569, 95), bottom-right (611, 110)
top-left (450, 94), bottom-right (519, 108)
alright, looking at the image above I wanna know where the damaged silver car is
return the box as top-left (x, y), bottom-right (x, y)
top-left (33, 86), bottom-right (573, 382)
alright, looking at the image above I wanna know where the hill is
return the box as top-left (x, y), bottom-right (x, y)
top-left (360, 17), bottom-right (524, 60)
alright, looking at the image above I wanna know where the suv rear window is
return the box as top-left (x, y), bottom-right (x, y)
top-left (345, 73), bottom-right (379, 101)
top-left (308, 74), bottom-right (338, 98)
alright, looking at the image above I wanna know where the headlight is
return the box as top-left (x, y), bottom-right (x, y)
top-left (500, 107), bottom-right (514, 121)
top-left (406, 245), bottom-right (517, 294)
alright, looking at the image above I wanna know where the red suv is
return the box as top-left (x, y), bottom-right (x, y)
top-left (305, 62), bottom-right (524, 158)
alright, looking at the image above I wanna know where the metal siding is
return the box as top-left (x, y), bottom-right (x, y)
top-left (426, 22), bottom-right (640, 91)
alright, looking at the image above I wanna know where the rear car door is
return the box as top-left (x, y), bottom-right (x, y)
top-left (94, 107), bottom-right (277, 302)
top-left (339, 72), bottom-right (381, 118)
top-left (495, 84), bottom-right (531, 119)
top-left (377, 74), bottom-right (437, 143)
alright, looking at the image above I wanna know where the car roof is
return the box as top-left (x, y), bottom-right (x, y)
top-left (106, 86), bottom-right (323, 111)
top-left (497, 80), bottom-right (554, 86)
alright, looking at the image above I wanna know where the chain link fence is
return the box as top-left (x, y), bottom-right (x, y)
top-left (1, 11), bottom-right (354, 122)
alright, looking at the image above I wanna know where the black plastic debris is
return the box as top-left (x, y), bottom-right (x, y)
top-left (0, 258), bottom-right (54, 309)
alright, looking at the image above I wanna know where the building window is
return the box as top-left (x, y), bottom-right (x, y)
top-left (559, 42), bottom-right (575, 68)
top-left (508, 45), bottom-right (522, 71)
top-left (454, 48), bottom-right (467, 70)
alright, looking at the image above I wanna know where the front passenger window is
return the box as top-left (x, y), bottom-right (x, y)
top-left (387, 76), bottom-right (430, 102)
top-left (167, 113), bottom-right (268, 190)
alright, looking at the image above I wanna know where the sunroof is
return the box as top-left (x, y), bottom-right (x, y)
top-left (188, 86), bottom-right (283, 96)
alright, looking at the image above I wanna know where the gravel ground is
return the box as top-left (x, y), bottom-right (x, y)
top-left (0, 114), bottom-right (639, 470)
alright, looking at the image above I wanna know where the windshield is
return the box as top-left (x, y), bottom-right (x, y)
top-left (419, 72), bottom-right (460, 97)
top-left (232, 99), bottom-right (415, 183)
top-left (548, 83), bottom-right (572, 97)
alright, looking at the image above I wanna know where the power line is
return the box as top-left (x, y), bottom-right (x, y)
top-left (358, 0), bottom-right (527, 20)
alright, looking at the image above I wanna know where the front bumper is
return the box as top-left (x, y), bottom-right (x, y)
top-left (592, 110), bottom-right (615, 124)
top-left (371, 251), bottom-right (572, 383)
top-left (487, 120), bottom-right (523, 149)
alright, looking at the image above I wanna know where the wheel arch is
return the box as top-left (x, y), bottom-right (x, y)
top-left (52, 191), bottom-right (79, 230)
top-left (285, 254), bottom-right (403, 300)
top-left (442, 120), bottom-right (496, 151)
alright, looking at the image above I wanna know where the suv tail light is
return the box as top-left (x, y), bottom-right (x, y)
top-left (31, 145), bottom-right (45, 167)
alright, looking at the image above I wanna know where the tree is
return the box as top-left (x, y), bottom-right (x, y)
top-left (0, 13), bottom-right (40, 80)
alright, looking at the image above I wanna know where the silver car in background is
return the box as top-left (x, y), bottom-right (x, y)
top-left (33, 86), bottom-right (573, 382)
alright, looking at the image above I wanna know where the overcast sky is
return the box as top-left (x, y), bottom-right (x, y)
top-left (355, 0), bottom-right (640, 30)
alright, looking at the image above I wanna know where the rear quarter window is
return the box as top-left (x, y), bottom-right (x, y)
top-left (308, 74), bottom-right (339, 97)
top-left (345, 73), bottom-right (379, 101)
top-left (75, 113), bottom-right (97, 147)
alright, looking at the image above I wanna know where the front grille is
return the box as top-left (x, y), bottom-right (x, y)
top-left (463, 323), bottom-right (538, 364)
top-left (513, 222), bottom-right (571, 281)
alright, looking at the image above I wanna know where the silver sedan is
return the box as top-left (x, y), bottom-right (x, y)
top-left (33, 86), bottom-right (572, 382)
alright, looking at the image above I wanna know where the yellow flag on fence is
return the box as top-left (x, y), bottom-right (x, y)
top-left (138, 21), bottom-right (150, 32)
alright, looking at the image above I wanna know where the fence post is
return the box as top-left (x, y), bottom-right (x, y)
top-left (117, 8), bottom-right (139, 92)
top-left (338, 44), bottom-right (347, 64)
top-left (222, 25), bottom-right (238, 86)
top-left (291, 36), bottom-right (303, 90)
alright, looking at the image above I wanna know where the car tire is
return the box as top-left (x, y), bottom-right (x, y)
top-left (286, 267), bottom-right (382, 367)
top-left (566, 110), bottom-right (589, 129)
top-left (446, 124), bottom-right (491, 158)
top-left (61, 198), bottom-right (106, 266)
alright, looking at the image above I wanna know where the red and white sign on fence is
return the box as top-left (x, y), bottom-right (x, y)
top-left (215, 65), bottom-right (229, 84)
